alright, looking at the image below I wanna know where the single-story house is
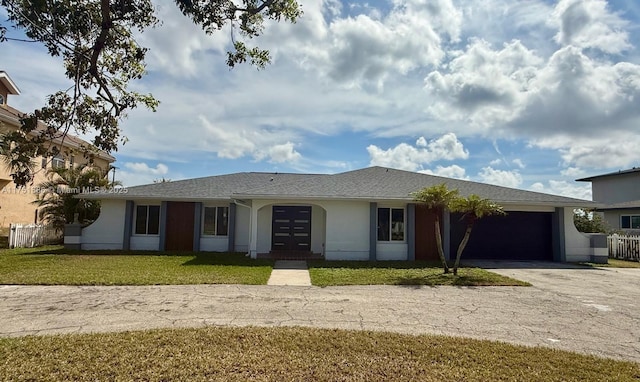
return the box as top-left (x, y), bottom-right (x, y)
top-left (577, 168), bottom-right (640, 234)
top-left (70, 166), bottom-right (603, 262)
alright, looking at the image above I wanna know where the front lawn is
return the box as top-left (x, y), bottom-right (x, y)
top-left (582, 258), bottom-right (640, 268)
top-left (308, 261), bottom-right (529, 287)
top-left (0, 246), bottom-right (273, 285)
top-left (0, 326), bottom-right (637, 381)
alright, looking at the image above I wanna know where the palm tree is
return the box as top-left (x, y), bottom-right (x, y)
top-left (450, 194), bottom-right (506, 275)
top-left (412, 184), bottom-right (460, 274)
top-left (33, 164), bottom-right (110, 230)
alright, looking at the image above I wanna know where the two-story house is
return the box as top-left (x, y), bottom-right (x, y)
top-left (577, 168), bottom-right (640, 233)
top-left (0, 71), bottom-right (115, 228)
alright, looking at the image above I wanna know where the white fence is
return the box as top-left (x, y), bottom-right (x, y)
top-left (8, 224), bottom-right (62, 248)
top-left (608, 234), bottom-right (640, 262)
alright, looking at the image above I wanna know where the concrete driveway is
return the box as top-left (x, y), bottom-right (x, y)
top-left (0, 262), bottom-right (639, 363)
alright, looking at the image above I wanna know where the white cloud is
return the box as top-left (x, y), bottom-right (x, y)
top-left (367, 133), bottom-right (469, 171)
top-left (551, 0), bottom-right (631, 54)
top-left (419, 164), bottom-right (469, 179)
top-left (512, 158), bottom-right (525, 168)
top-left (263, 142), bottom-right (302, 164)
top-left (477, 166), bottom-right (522, 188)
top-left (199, 116), bottom-right (304, 165)
top-left (560, 166), bottom-right (586, 177)
top-left (124, 162), bottom-right (169, 175)
top-left (117, 162), bottom-right (170, 186)
top-left (489, 158), bottom-right (502, 166)
top-left (534, 134), bottom-right (640, 169)
top-left (530, 180), bottom-right (592, 200)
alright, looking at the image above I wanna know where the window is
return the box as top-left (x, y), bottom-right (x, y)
top-left (377, 207), bottom-right (404, 241)
top-left (69, 156), bottom-right (74, 169)
top-left (203, 206), bottom-right (229, 236)
top-left (0, 94), bottom-right (4, 105)
top-left (135, 205), bottom-right (160, 235)
top-left (621, 215), bottom-right (640, 229)
top-left (52, 153), bottom-right (65, 169)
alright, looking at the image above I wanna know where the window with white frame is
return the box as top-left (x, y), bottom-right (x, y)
top-left (621, 215), bottom-right (640, 229)
top-left (203, 206), bottom-right (229, 236)
top-left (377, 207), bottom-right (404, 241)
top-left (52, 153), bottom-right (65, 169)
top-left (135, 205), bottom-right (160, 235)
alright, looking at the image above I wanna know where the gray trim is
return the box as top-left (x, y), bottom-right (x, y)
top-left (228, 203), bottom-right (237, 252)
top-left (193, 202), bottom-right (202, 252)
top-left (369, 202), bottom-right (377, 261)
top-left (123, 200), bottom-right (134, 251)
top-left (407, 203), bottom-right (415, 261)
top-left (158, 201), bottom-right (168, 251)
top-left (443, 210), bottom-right (451, 260)
top-left (552, 207), bottom-right (566, 262)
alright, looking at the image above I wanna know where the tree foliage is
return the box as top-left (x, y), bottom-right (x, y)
top-left (412, 184), bottom-right (505, 275)
top-left (33, 164), bottom-right (110, 230)
top-left (0, 0), bottom-right (302, 186)
top-left (573, 209), bottom-right (609, 233)
top-left (450, 194), bottom-right (506, 275)
top-left (412, 184), bottom-right (461, 274)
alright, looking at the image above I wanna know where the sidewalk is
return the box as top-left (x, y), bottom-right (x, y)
top-left (267, 260), bottom-right (311, 286)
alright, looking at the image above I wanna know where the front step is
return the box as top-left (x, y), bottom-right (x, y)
top-left (258, 251), bottom-right (324, 260)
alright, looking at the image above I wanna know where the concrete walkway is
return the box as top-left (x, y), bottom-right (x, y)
top-left (267, 260), bottom-right (311, 286)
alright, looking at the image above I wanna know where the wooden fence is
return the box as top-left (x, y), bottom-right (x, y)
top-left (608, 234), bottom-right (640, 262)
top-left (8, 224), bottom-right (62, 248)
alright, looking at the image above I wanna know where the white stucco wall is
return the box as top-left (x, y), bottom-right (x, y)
top-left (81, 199), bottom-right (126, 250)
top-left (564, 207), bottom-right (593, 262)
top-left (376, 243), bottom-right (408, 260)
top-left (234, 204), bottom-right (250, 252)
top-left (130, 235), bottom-right (159, 251)
top-left (323, 200), bottom-right (370, 260)
top-left (200, 236), bottom-right (228, 252)
top-left (311, 205), bottom-right (326, 255)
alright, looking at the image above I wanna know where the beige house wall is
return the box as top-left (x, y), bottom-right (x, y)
top-left (0, 75), bottom-right (114, 227)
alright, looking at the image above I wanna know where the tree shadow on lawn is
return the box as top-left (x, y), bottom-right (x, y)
top-left (14, 248), bottom-right (273, 267)
top-left (308, 260), bottom-right (445, 270)
top-left (393, 273), bottom-right (508, 288)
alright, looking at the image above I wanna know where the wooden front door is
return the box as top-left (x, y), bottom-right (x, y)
top-left (271, 206), bottom-right (311, 251)
top-left (415, 205), bottom-right (440, 261)
top-left (165, 202), bottom-right (195, 251)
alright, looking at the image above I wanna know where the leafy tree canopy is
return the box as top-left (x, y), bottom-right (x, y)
top-left (0, 0), bottom-right (302, 186)
top-left (573, 209), bottom-right (610, 234)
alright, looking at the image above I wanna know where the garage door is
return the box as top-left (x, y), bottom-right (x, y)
top-left (449, 211), bottom-right (553, 261)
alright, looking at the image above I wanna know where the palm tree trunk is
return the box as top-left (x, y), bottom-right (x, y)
top-left (453, 223), bottom-right (473, 275)
top-left (434, 216), bottom-right (449, 273)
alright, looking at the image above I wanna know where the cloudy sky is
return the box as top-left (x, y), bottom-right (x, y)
top-left (2, 0), bottom-right (640, 200)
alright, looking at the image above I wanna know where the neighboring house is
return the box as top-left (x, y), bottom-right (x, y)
top-left (76, 166), bottom-right (600, 262)
top-left (577, 168), bottom-right (640, 234)
top-left (0, 71), bottom-right (115, 227)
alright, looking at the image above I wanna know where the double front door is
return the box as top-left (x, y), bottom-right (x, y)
top-left (271, 206), bottom-right (311, 251)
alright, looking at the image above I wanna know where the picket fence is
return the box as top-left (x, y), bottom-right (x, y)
top-left (8, 223), bottom-right (62, 248)
top-left (608, 234), bottom-right (640, 262)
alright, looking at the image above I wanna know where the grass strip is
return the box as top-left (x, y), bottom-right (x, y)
top-left (0, 246), bottom-right (273, 285)
top-left (0, 326), bottom-right (637, 381)
top-left (309, 260), bottom-right (530, 287)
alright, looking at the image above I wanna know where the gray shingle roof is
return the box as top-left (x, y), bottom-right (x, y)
top-left (576, 167), bottom-right (640, 182)
top-left (597, 200), bottom-right (640, 210)
top-left (86, 166), bottom-right (595, 207)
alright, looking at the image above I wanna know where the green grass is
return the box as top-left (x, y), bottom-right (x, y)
top-left (0, 326), bottom-right (637, 381)
top-left (580, 258), bottom-right (640, 268)
top-left (0, 246), bottom-right (273, 285)
top-left (308, 261), bottom-right (530, 287)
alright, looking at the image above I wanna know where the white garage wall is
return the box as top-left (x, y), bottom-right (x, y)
top-left (564, 207), bottom-right (592, 262)
top-left (200, 236), bottom-right (228, 252)
top-left (81, 199), bottom-right (126, 250)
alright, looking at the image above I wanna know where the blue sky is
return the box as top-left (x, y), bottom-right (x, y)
top-left (3, 0), bottom-right (640, 200)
